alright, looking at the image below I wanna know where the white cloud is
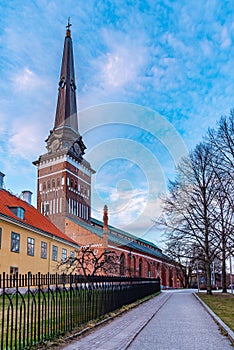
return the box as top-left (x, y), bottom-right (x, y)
top-left (88, 27), bottom-right (148, 97)
top-left (8, 122), bottom-right (45, 160)
top-left (220, 26), bottom-right (231, 49)
top-left (100, 47), bottom-right (144, 89)
top-left (0, 112), bottom-right (7, 137)
top-left (11, 67), bottom-right (46, 92)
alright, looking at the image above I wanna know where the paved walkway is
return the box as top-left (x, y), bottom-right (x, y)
top-left (59, 290), bottom-right (233, 350)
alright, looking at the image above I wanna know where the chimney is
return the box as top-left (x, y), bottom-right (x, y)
top-left (21, 190), bottom-right (32, 205)
top-left (103, 205), bottom-right (108, 231)
top-left (0, 172), bottom-right (5, 189)
top-left (103, 205), bottom-right (109, 249)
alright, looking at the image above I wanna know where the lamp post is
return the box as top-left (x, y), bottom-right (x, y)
top-left (196, 262), bottom-right (200, 292)
top-left (230, 255), bottom-right (233, 294)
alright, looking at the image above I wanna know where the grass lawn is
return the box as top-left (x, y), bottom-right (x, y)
top-left (197, 293), bottom-right (234, 333)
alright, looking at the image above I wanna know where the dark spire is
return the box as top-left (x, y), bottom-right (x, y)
top-left (43, 20), bottom-right (87, 159)
top-left (54, 18), bottom-right (78, 133)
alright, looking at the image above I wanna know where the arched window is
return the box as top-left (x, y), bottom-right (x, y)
top-left (47, 180), bottom-right (51, 189)
top-left (156, 262), bottom-right (161, 278)
top-left (42, 182), bottom-right (46, 191)
top-left (52, 179), bottom-right (55, 188)
top-left (132, 256), bottom-right (136, 277)
top-left (57, 178), bottom-right (60, 187)
top-left (71, 179), bottom-right (74, 188)
top-left (169, 268), bottom-right (173, 287)
top-left (120, 253), bottom-right (125, 276)
top-left (147, 262), bottom-right (151, 278)
top-left (127, 253), bottom-right (132, 277)
top-left (139, 258), bottom-right (142, 277)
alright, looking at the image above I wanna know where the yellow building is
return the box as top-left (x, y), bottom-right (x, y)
top-left (0, 182), bottom-right (79, 275)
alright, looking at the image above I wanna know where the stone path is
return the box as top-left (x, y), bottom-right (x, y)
top-left (59, 290), bottom-right (233, 350)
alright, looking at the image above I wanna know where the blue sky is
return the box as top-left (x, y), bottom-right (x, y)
top-left (0, 0), bottom-right (234, 246)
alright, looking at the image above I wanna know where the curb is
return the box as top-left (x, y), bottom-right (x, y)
top-left (42, 292), bottom-right (163, 349)
top-left (194, 293), bottom-right (234, 346)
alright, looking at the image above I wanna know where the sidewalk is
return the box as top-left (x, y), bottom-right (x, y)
top-left (57, 292), bottom-right (171, 350)
top-left (57, 290), bottom-right (233, 350)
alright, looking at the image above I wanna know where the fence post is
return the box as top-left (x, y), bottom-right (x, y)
top-left (37, 272), bottom-right (41, 343)
top-left (1, 272), bottom-right (6, 349)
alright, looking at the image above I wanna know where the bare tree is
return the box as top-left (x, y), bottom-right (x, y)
top-left (163, 238), bottom-right (195, 288)
top-left (58, 245), bottom-right (120, 277)
top-left (207, 111), bottom-right (234, 291)
top-left (155, 112), bottom-right (234, 294)
top-left (156, 142), bottom-right (221, 294)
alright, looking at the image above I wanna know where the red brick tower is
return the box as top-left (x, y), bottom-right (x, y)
top-left (33, 20), bottom-right (95, 233)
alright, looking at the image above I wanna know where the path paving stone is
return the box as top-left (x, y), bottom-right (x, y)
top-left (59, 290), bottom-right (233, 350)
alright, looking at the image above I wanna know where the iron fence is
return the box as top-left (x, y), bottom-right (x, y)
top-left (0, 272), bottom-right (160, 349)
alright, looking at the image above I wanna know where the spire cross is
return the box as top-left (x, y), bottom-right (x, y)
top-left (66, 17), bottom-right (72, 37)
top-left (66, 17), bottom-right (72, 30)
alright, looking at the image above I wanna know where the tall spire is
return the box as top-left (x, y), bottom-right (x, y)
top-left (54, 18), bottom-right (78, 132)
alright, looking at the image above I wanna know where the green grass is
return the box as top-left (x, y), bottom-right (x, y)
top-left (0, 286), bottom-right (160, 349)
top-left (197, 293), bottom-right (234, 333)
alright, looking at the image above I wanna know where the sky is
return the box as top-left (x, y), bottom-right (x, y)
top-left (0, 0), bottom-right (234, 247)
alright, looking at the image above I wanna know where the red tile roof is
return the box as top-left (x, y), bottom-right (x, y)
top-left (0, 189), bottom-right (78, 245)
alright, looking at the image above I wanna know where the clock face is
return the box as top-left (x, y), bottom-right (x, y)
top-left (51, 139), bottom-right (60, 152)
top-left (73, 142), bottom-right (81, 155)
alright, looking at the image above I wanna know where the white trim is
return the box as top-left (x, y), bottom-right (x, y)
top-left (38, 169), bottom-right (64, 179)
top-left (37, 155), bottom-right (92, 176)
top-left (108, 244), bottom-right (172, 266)
top-left (66, 169), bottom-right (91, 186)
top-left (38, 169), bottom-right (91, 187)
top-left (0, 214), bottom-right (78, 248)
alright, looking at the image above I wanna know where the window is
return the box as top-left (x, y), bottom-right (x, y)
top-left (10, 266), bottom-right (18, 275)
top-left (43, 182), bottom-right (46, 190)
top-left (0, 228), bottom-right (2, 249)
top-left (41, 241), bottom-right (47, 259)
top-left (70, 251), bottom-right (75, 265)
top-left (74, 201), bottom-right (77, 216)
top-left (9, 207), bottom-right (25, 220)
top-left (52, 245), bottom-right (58, 261)
top-left (57, 178), bottom-right (60, 187)
top-left (52, 179), bottom-right (55, 188)
top-left (62, 248), bottom-right (67, 262)
top-left (27, 237), bottom-right (35, 256)
top-left (18, 207), bottom-right (25, 219)
top-left (120, 253), bottom-right (125, 276)
top-left (47, 180), bottom-right (51, 189)
top-left (11, 232), bottom-right (20, 253)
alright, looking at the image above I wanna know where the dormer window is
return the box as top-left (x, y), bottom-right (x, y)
top-left (9, 206), bottom-right (25, 220)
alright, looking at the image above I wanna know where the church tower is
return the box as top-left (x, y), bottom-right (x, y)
top-left (33, 20), bottom-right (95, 233)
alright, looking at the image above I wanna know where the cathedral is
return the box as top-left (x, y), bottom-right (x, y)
top-left (0, 22), bottom-right (181, 288)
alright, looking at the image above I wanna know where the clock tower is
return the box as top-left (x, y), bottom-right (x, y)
top-left (33, 20), bottom-right (95, 234)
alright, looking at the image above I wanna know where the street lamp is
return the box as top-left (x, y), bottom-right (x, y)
top-left (196, 262), bottom-right (200, 292)
top-left (230, 255), bottom-right (233, 294)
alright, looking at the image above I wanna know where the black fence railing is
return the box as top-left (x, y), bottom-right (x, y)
top-left (0, 272), bottom-right (160, 349)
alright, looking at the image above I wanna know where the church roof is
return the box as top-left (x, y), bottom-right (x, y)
top-left (68, 216), bottom-right (169, 261)
top-left (91, 217), bottom-right (160, 250)
top-left (0, 189), bottom-right (78, 247)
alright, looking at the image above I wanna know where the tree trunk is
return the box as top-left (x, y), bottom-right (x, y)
top-left (222, 245), bottom-right (227, 293)
top-left (205, 261), bottom-right (212, 295)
